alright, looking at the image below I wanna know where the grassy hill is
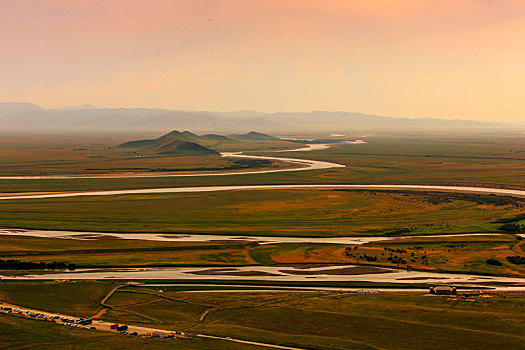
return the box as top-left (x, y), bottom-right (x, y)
top-left (146, 139), bottom-right (219, 156)
top-left (118, 130), bottom-right (286, 155)
top-left (118, 131), bottom-right (221, 156)
top-left (230, 131), bottom-right (280, 141)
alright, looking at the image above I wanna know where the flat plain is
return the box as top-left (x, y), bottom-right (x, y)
top-left (0, 189), bottom-right (522, 235)
top-left (2, 133), bottom-right (525, 349)
top-left (2, 281), bottom-right (525, 350)
top-left (2, 134), bottom-right (525, 193)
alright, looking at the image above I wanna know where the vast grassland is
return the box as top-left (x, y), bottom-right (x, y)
top-left (2, 134), bottom-right (525, 193)
top-left (244, 235), bottom-right (525, 277)
top-left (2, 281), bottom-right (525, 349)
top-left (195, 292), bottom-right (525, 350)
top-left (0, 235), bottom-right (257, 267)
top-left (341, 234), bottom-right (525, 276)
top-left (0, 281), bottom-right (114, 316)
top-left (3, 134), bottom-right (525, 348)
top-left (0, 190), bottom-right (521, 236)
top-left (1, 234), bottom-right (525, 277)
top-left (0, 135), bottom-right (294, 176)
top-left (0, 187), bottom-right (523, 277)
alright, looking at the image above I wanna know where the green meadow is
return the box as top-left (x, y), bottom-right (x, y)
top-left (2, 134), bottom-right (525, 348)
top-left (0, 189), bottom-right (521, 236)
top-left (2, 134), bottom-right (525, 193)
top-left (2, 281), bottom-right (525, 350)
top-left (0, 314), bottom-right (258, 350)
top-left (2, 234), bottom-right (525, 277)
top-left (0, 133), bottom-right (297, 176)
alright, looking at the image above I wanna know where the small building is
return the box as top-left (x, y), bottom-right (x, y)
top-left (430, 286), bottom-right (457, 295)
top-left (457, 290), bottom-right (483, 297)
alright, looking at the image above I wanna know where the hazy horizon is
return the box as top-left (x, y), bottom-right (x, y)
top-left (1, 100), bottom-right (521, 135)
top-left (1, 100), bottom-right (522, 126)
top-left (2, 1), bottom-right (525, 123)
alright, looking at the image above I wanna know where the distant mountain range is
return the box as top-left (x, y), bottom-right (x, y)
top-left (0, 102), bottom-right (517, 134)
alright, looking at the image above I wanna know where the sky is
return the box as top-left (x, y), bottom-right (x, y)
top-left (1, 0), bottom-right (525, 122)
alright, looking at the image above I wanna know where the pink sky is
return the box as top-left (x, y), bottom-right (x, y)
top-left (1, 0), bottom-right (525, 121)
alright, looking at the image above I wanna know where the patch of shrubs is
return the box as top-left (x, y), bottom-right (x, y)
top-left (345, 249), bottom-right (377, 261)
top-left (493, 213), bottom-right (525, 224)
top-left (383, 228), bottom-right (412, 236)
top-left (486, 258), bottom-right (502, 266)
top-left (0, 259), bottom-right (76, 270)
top-left (231, 159), bottom-right (273, 168)
top-left (506, 256), bottom-right (525, 265)
top-left (498, 223), bottom-right (525, 233)
top-left (445, 244), bottom-right (466, 248)
top-left (383, 247), bottom-right (407, 253)
top-left (457, 193), bottom-right (522, 207)
top-left (387, 256), bottom-right (407, 264)
top-left (359, 254), bottom-right (377, 262)
top-left (329, 190), bottom-right (524, 207)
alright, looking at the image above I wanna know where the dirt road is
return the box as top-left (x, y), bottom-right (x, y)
top-left (0, 301), bottom-right (306, 349)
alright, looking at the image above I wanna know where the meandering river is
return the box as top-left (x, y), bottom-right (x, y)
top-left (0, 228), bottom-right (512, 244)
top-left (1, 265), bottom-right (524, 289)
top-left (2, 141), bottom-right (525, 287)
top-left (0, 144), bottom-right (345, 180)
top-left (2, 184), bottom-right (525, 201)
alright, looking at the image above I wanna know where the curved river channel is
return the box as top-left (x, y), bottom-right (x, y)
top-left (3, 265), bottom-right (525, 288)
top-left (1, 142), bottom-right (525, 288)
top-left (0, 144), bottom-right (344, 180)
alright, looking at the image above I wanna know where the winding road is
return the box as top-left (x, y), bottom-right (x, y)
top-left (0, 301), bottom-right (306, 350)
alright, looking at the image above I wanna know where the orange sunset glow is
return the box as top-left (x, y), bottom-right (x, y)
top-left (1, 0), bottom-right (525, 121)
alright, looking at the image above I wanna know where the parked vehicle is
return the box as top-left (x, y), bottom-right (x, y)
top-left (110, 324), bottom-right (119, 329)
top-left (78, 318), bottom-right (93, 325)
